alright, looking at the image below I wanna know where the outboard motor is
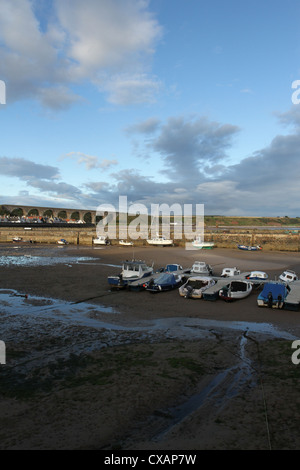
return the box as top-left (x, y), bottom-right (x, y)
top-left (185, 285), bottom-right (194, 299)
top-left (267, 292), bottom-right (273, 308)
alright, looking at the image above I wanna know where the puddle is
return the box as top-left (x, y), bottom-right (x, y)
top-left (0, 255), bottom-right (97, 267)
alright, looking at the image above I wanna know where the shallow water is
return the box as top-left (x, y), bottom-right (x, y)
top-left (0, 288), bottom-right (296, 340)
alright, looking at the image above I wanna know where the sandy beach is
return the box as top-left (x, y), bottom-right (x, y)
top-left (1, 242), bottom-right (300, 450)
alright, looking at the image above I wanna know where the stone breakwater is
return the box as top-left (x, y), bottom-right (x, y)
top-left (0, 225), bottom-right (299, 251)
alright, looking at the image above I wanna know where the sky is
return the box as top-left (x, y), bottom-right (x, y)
top-left (0, 0), bottom-right (300, 216)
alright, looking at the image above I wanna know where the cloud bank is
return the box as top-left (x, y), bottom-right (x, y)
top-left (0, 0), bottom-right (163, 108)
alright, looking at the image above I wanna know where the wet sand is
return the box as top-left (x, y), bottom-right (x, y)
top-left (1, 243), bottom-right (300, 450)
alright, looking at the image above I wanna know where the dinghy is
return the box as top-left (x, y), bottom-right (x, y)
top-left (145, 272), bottom-right (183, 293)
top-left (179, 276), bottom-right (215, 299)
top-left (237, 244), bottom-right (262, 251)
top-left (219, 280), bottom-right (252, 301)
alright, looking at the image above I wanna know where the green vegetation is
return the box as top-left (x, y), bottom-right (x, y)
top-left (204, 216), bottom-right (300, 227)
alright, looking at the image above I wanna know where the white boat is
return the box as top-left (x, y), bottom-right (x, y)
top-left (108, 259), bottom-right (154, 288)
top-left (279, 270), bottom-right (298, 283)
top-left (12, 237), bottom-right (22, 242)
top-left (219, 280), bottom-right (252, 301)
top-left (93, 235), bottom-right (110, 245)
top-left (221, 267), bottom-right (241, 277)
top-left (179, 276), bottom-right (215, 299)
top-left (57, 239), bottom-right (68, 245)
top-left (146, 236), bottom-right (173, 246)
top-left (191, 236), bottom-right (214, 249)
top-left (190, 261), bottom-right (213, 276)
top-left (119, 240), bottom-right (134, 246)
top-left (245, 271), bottom-right (268, 280)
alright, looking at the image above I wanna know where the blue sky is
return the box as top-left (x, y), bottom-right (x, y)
top-left (1, 0), bottom-right (300, 216)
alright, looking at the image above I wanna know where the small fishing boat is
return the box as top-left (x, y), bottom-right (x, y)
top-left (57, 239), bottom-right (68, 245)
top-left (237, 244), bottom-right (262, 251)
top-left (93, 235), bottom-right (110, 245)
top-left (257, 282), bottom-right (290, 309)
top-left (221, 267), bottom-right (241, 277)
top-left (128, 263), bottom-right (186, 291)
top-left (284, 281), bottom-right (300, 311)
top-left (145, 272), bottom-right (183, 293)
top-left (179, 276), bottom-right (215, 299)
top-left (245, 271), bottom-right (268, 281)
top-left (119, 240), bottom-right (134, 246)
top-left (279, 270), bottom-right (298, 283)
top-left (191, 236), bottom-right (214, 249)
top-left (219, 280), bottom-right (252, 301)
top-left (12, 237), bottom-right (22, 242)
top-left (108, 259), bottom-right (154, 289)
top-left (190, 261), bottom-right (213, 276)
top-left (146, 236), bottom-right (173, 246)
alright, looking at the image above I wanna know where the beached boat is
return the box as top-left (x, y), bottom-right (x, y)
top-left (257, 282), bottom-right (290, 309)
top-left (146, 236), bottom-right (173, 246)
top-left (12, 237), bottom-right (22, 242)
top-left (57, 239), bottom-right (68, 245)
top-left (279, 270), bottom-right (298, 283)
top-left (191, 236), bottom-right (214, 249)
top-left (221, 267), bottom-right (241, 277)
top-left (219, 280), bottom-right (252, 301)
top-left (119, 240), bottom-right (134, 246)
top-left (179, 276), bottom-right (215, 299)
top-left (245, 271), bottom-right (268, 281)
top-left (190, 261), bottom-right (213, 276)
top-left (107, 259), bottom-right (154, 289)
top-left (93, 235), bottom-right (110, 245)
top-left (284, 280), bottom-right (300, 311)
top-left (237, 244), bottom-right (262, 251)
top-left (145, 272), bottom-right (183, 293)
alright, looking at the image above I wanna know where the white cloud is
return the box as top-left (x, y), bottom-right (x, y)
top-left (62, 152), bottom-right (118, 170)
top-left (0, 0), bottom-right (163, 108)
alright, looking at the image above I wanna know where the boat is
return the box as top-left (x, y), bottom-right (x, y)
top-left (190, 261), bottom-right (213, 276)
top-left (284, 281), bottom-right (300, 311)
top-left (119, 240), bottom-right (134, 246)
top-left (279, 270), bottom-right (298, 283)
top-left (237, 245), bottom-right (262, 251)
top-left (146, 236), bottom-right (173, 246)
top-left (191, 236), bottom-right (214, 249)
top-left (221, 267), bottom-right (241, 277)
top-left (57, 239), bottom-right (68, 245)
top-left (257, 282), bottom-right (290, 309)
top-left (145, 272), bottom-right (183, 293)
top-left (107, 259), bottom-right (154, 289)
top-left (12, 237), bottom-right (22, 242)
top-left (93, 235), bottom-right (110, 245)
top-left (219, 280), bottom-right (252, 301)
top-left (179, 276), bottom-right (215, 299)
top-left (245, 271), bottom-right (268, 281)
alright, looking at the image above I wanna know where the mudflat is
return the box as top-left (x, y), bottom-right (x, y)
top-left (1, 242), bottom-right (300, 450)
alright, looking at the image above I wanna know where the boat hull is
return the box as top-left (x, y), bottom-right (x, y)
top-left (238, 245), bottom-right (262, 251)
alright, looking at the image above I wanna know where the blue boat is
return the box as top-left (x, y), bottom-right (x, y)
top-left (238, 244), bottom-right (262, 251)
top-left (257, 282), bottom-right (290, 309)
top-left (145, 272), bottom-right (183, 293)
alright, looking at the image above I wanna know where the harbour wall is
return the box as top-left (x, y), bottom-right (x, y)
top-left (0, 226), bottom-right (299, 251)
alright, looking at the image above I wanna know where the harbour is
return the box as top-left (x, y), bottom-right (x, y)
top-left (1, 242), bottom-right (300, 449)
